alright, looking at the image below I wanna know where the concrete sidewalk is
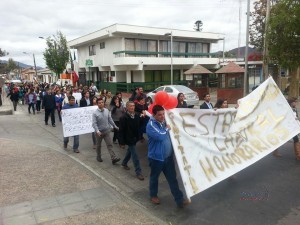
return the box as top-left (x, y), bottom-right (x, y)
top-left (1, 90), bottom-right (300, 225)
top-left (0, 100), bottom-right (166, 225)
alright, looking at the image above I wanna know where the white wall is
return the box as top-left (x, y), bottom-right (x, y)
top-left (116, 71), bottom-right (126, 82)
top-left (77, 37), bottom-right (123, 70)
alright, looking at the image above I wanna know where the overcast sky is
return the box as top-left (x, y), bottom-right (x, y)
top-left (0, 0), bottom-right (253, 68)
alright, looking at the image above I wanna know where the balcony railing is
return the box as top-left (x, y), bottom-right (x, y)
top-left (113, 51), bottom-right (217, 58)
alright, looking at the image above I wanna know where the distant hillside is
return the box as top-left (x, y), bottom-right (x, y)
top-left (214, 46), bottom-right (262, 58)
top-left (0, 60), bottom-right (43, 70)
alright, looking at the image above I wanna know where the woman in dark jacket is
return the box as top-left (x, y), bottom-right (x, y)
top-left (176, 93), bottom-right (188, 108)
top-left (110, 95), bottom-right (125, 144)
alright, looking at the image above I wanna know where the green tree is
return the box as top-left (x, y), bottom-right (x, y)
top-left (267, 0), bottom-right (300, 97)
top-left (194, 20), bottom-right (203, 32)
top-left (0, 48), bottom-right (8, 57)
top-left (250, 0), bottom-right (266, 50)
top-left (43, 31), bottom-right (69, 78)
top-left (0, 48), bottom-right (8, 74)
top-left (249, 0), bottom-right (278, 50)
top-left (7, 58), bottom-right (17, 71)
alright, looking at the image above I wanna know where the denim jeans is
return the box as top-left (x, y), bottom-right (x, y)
top-left (28, 103), bottom-right (35, 113)
top-left (64, 135), bottom-right (79, 150)
top-left (122, 145), bottom-right (142, 175)
top-left (148, 155), bottom-right (183, 205)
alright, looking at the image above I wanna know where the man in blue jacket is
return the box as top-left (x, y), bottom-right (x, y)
top-left (146, 105), bottom-right (190, 208)
top-left (62, 96), bottom-right (79, 153)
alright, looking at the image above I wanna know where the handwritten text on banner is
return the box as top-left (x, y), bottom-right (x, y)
top-left (61, 106), bottom-right (97, 137)
top-left (165, 77), bottom-right (300, 199)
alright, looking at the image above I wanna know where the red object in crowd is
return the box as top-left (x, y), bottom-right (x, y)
top-left (72, 71), bottom-right (79, 84)
top-left (155, 91), bottom-right (169, 106)
top-left (163, 96), bottom-right (177, 110)
top-left (148, 103), bottom-right (156, 114)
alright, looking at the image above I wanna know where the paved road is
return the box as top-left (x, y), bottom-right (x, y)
top-left (1, 94), bottom-right (300, 225)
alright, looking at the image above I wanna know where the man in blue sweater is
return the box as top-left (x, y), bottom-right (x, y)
top-left (62, 96), bottom-right (79, 153)
top-left (146, 105), bottom-right (190, 208)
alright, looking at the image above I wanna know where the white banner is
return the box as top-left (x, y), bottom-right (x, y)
top-left (165, 77), bottom-right (300, 199)
top-left (61, 106), bottom-right (97, 137)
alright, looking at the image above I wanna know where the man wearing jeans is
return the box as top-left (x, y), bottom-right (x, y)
top-left (92, 98), bottom-right (120, 164)
top-left (119, 101), bottom-right (144, 180)
top-left (146, 105), bottom-right (190, 208)
top-left (62, 96), bottom-right (79, 153)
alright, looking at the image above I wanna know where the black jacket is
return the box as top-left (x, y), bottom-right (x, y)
top-left (119, 112), bottom-right (140, 146)
top-left (80, 98), bottom-right (92, 107)
top-left (200, 102), bottom-right (213, 109)
top-left (43, 94), bottom-right (56, 110)
top-left (10, 92), bottom-right (19, 102)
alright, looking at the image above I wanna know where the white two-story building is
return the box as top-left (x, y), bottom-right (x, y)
top-left (68, 23), bottom-right (224, 92)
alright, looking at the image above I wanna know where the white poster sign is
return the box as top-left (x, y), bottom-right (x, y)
top-left (165, 77), bottom-right (300, 199)
top-left (72, 93), bottom-right (82, 105)
top-left (61, 106), bottom-right (97, 137)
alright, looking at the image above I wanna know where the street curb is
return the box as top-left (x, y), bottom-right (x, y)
top-left (0, 109), bottom-right (13, 115)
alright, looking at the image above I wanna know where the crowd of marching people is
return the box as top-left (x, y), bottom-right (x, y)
top-left (2, 81), bottom-right (300, 207)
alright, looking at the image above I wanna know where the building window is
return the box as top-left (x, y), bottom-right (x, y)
top-left (220, 74), bottom-right (226, 88)
top-left (89, 45), bottom-right (96, 56)
top-left (227, 75), bottom-right (243, 88)
top-left (100, 42), bottom-right (105, 49)
top-left (124, 38), bottom-right (157, 57)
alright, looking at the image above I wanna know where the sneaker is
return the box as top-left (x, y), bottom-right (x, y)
top-left (177, 199), bottom-right (191, 208)
top-left (136, 174), bottom-right (144, 181)
top-left (73, 149), bottom-right (80, 153)
top-left (97, 157), bottom-right (103, 162)
top-left (112, 158), bottom-right (121, 165)
top-left (150, 197), bottom-right (160, 205)
top-left (63, 143), bottom-right (68, 149)
top-left (52, 124), bottom-right (56, 127)
top-left (122, 165), bottom-right (130, 170)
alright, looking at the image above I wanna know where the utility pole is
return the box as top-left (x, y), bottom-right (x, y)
top-left (33, 53), bottom-right (37, 78)
top-left (243, 0), bottom-right (250, 96)
top-left (263, 0), bottom-right (271, 80)
top-left (237, 0), bottom-right (242, 59)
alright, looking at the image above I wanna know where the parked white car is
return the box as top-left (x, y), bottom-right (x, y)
top-left (146, 85), bottom-right (199, 108)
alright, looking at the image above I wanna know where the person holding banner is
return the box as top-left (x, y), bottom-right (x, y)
top-left (62, 96), bottom-right (80, 153)
top-left (288, 97), bottom-right (300, 160)
top-left (200, 93), bottom-right (213, 109)
top-left (214, 98), bottom-right (228, 109)
top-left (146, 105), bottom-right (190, 208)
top-left (176, 93), bottom-right (188, 108)
top-left (92, 98), bottom-right (121, 164)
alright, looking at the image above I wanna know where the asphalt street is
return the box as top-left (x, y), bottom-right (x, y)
top-left (0, 94), bottom-right (300, 225)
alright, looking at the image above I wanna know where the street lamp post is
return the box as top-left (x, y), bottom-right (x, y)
top-left (243, 0), bottom-right (250, 96)
top-left (23, 52), bottom-right (38, 79)
top-left (165, 32), bottom-right (173, 85)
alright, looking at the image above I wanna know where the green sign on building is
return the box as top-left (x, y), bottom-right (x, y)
top-left (85, 59), bottom-right (93, 67)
